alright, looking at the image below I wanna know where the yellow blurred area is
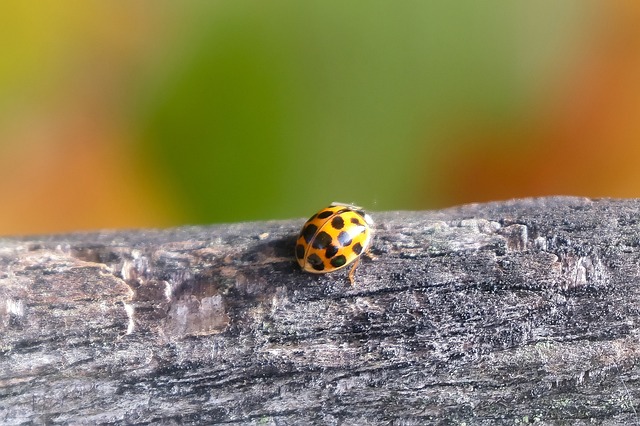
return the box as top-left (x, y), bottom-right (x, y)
top-left (1, 2), bottom-right (640, 235)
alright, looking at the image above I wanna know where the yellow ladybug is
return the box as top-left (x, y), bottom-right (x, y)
top-left (295, 202), bottom-right (373, 284)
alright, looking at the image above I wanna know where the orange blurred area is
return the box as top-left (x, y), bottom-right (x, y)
top-left (442, 2), bottom-right (640, 203)
top-left (0, 105), bottom-right (182, 235)
top-left (0, 2), bottom-right (185, 235)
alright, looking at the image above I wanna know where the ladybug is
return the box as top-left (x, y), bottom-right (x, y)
top-left (295, 202), bottom-right (373, 284)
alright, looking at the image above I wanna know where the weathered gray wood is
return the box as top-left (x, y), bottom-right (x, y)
top-left (2, 197), bottom-right (640, 425)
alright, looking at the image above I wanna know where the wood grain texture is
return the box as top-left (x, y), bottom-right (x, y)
top-left (2, 197), bottom-right (640, 425)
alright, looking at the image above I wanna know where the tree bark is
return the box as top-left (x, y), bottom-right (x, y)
top-left (2, 196), bottom-right (640, 425)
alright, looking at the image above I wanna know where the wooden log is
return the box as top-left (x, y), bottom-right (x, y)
top-left (1, 196), bottom-right (640, 425)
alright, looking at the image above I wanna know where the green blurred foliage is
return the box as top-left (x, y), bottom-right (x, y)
top-left (138, 1), bottom-right (591, 223)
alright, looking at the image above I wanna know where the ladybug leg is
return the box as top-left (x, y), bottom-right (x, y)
top-left (363, 248), bottom-right (377, 261)
top-left (348, 258), bottom-right (360, 285)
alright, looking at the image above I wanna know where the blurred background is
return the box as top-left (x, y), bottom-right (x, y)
top-left (1, 1), bottom-right (639, 235)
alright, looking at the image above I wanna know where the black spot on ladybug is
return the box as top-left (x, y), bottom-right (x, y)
top-left (296, 244), bottom-right (306, 259)
top-left (302, 224), bottom-right (318, 243)
top-left (352, 242), bottom-right (363, 255)
top-left (330, 255), bottom-right (347, 268)
top-left (331, 216), bottom-right (345, 230)
top-left (325, 244), bottom-right (339, 258)
top-left (337, 231), bottom-right (352, 247)
top-left (307, 253), bottom-right (324, 271)
top-left (351, 217), bottom-right (361, 225)
top-left (355, 210), bottom-right (366, 218)
top-left (317, 210), bottom-right (333, 219)
top-left (312, 231), bottom-right (332, 249)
